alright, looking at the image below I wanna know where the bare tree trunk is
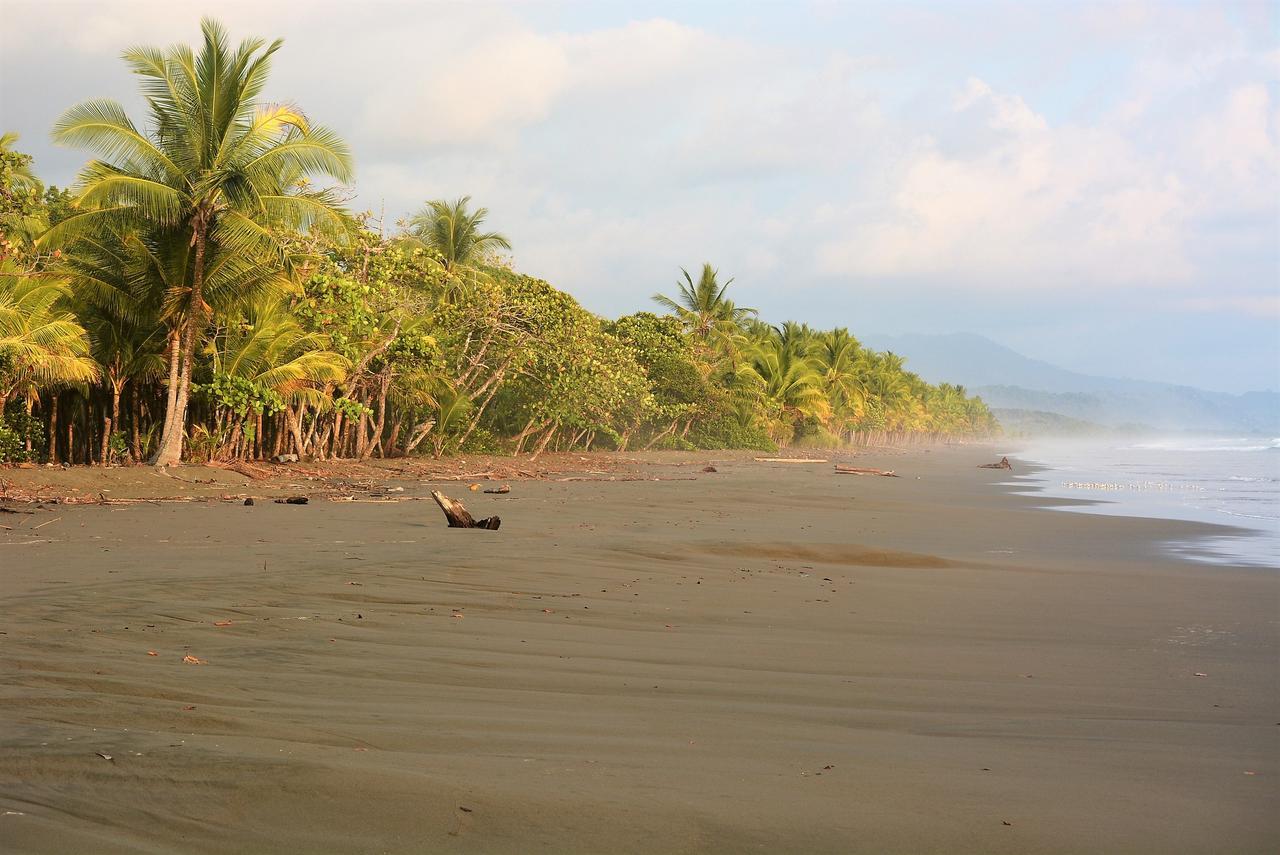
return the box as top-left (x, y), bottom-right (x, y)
top-left (530, 423), bottom-right (557, 460)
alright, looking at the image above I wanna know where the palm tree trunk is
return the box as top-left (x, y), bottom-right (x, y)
top-left (152, 219), bottom-right (208, 465)
top-left (48, 394), bottom-right (58, 462)
top-left (130, 391), bottom-right (142, 461)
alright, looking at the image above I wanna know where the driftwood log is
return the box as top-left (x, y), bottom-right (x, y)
top-left (431, 490), bottom-right (501, 530)
top-left (755, 457), bottom-right (827, 463)
top-left (978, 457), bottom-right (1013, 470)
top-left (834, 465), bottom-right (898, 477)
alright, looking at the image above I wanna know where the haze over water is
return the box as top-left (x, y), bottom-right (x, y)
top-left (1008, 437), bottom-right (1280, 568)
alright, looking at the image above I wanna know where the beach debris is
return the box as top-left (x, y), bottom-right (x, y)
top-left (468, 483), bottom-right (481, 491)
top-left (979, 457), bottom-right (1014, 470)
top-left (182, 655), bottom-right (207, 665)
top-left (182, 705), bottom-right (196, 711)
top-left (702, 465), bottom-right (717, 473)
top-left (834, 465), bottom-right (898, 477)
top-left (146, 650), bottom-right (159, 656)
top-left (95, 752), bottom-right (114, 762)
top-left (430, 490), bottom-right (500, 530)
top-left (755, 457), bottom-right (827, 463)
top-left (212, 620), bottom-right (233, 627)
top-left (274, 496), bottom-right (309, 505)
top-left (0, 506), bottom-right (34, 515)
top-left (484, 485), bottom-right (511, 494)
top-left (1193, 672), bottom-right (1209, 677)
top-left (273, 453), bottom-right (299, 463)
top-left (1002, 820), bottom-right (1013, 826)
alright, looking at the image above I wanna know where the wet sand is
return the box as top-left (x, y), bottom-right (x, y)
top-left (1, 448), bottom-right (1276, 853)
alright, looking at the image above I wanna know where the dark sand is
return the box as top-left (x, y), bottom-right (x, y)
top-left (1, 448), bottom-right (1276, 853)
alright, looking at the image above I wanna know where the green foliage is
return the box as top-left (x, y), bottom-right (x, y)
top-left (194, 373), bottom-right (285, 417)
top-left (333, 396), bottom-right (372, 421)
top-left (0, 404), bottom-right (43, 462)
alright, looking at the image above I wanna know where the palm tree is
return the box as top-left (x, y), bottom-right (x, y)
top-left (404, 196), bottom-right (511, 274)
top-left (738, 331), bottom-right (827, 444)
top-left (653, 263), bottom-right (756, 343)
top-left (209, 297), bottom-right (349, 459)
top-left (44, 17), bottom-right (352, 464)
top-left (0, 261), bottom-right (99, 408)
top-left (814, 327), bottom-right (868, 434)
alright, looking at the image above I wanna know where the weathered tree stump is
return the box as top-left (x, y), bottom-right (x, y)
top-left (431, 490), bottom-right (501, 530)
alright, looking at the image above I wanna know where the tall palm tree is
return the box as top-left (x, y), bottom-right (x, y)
top-left (653, 263), bottom-right (756, 342)
top-left (44, 17), bottom-right (352, 464)
top-left (404, 196), bottom-right (511, 274)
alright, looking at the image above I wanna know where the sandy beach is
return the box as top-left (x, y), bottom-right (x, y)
top-left (1, 447), bottom-right (1276, 853)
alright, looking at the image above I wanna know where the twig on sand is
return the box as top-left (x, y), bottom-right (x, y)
top-left (31, 516), bottom-right (61, 530)
top-left (754, 457), bottom-right (828, 463)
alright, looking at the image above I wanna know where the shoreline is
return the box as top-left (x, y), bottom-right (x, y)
top-left (2, 445), bottom-right (1276, 853)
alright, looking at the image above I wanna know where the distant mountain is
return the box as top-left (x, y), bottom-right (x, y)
top-left (862, 332), bottom-right (1279, 434)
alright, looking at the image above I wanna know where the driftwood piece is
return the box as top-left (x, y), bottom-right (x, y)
top-left (754, 457), bottom-right (827, 463)
top-left (431, 490), bottom-right (501, 530)
top-left (834, 465), bottom-right (899, 477)
top-left (483, 485), bottom-right (511, 494)
top-left (274, 496), bottom-right (309, 505)
top-left (978, 456), bottom-right (1013, 470)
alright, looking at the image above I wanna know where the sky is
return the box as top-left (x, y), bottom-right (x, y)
top-left (2, 0), bottom-right (1277, 393)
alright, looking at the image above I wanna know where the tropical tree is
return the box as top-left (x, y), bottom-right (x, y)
top-left (0, 133), bottom-right (49, 258)
top-left (737, 329), bottom-right (828, 445)
top-left (403, 196), bottom-right (510, 277)
top-left (653, 263), bottom-right (756, 348)
top-left (44, 17), bottom-right (353, 464)
top-left (814, 327), bottom-right (868, 436)
top-left (0, 262), bottom-right (99, 407)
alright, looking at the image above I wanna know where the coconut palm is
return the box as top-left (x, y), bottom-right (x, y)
top-left (44, 17), bottom-right (352, 464)
top-left (737, 331), bottom-right (827, 444)
top-left (814, 327), bottom-right (868, 433)
top-left (208, 297), bottom-right (349, 459)
top-left (653, 263), bottom-right (756, 343)
top-left (0, 261), bottom-right (99, 407)
top-left (404, 196), bottom-right (511, 275)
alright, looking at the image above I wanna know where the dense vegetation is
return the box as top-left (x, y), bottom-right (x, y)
top-left (0, 19), bottom-right (995, 465)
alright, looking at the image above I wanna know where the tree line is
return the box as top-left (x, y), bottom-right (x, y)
top-left (0, 18), bottom-right (996, 466)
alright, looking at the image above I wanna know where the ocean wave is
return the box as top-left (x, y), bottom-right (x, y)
top-left (1125, 438), bottom-right (1279, 453)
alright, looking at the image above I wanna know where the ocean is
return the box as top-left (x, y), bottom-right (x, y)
top-left (1003, 437), bottom-right (1280, 568)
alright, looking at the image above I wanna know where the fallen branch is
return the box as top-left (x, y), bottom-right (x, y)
top-left (209, 460), bottom-right (273, 480)
top-left (834, 465), bottom-right (898, 477)
top-left (430, 490), bottom-right (500, 530)
top-left (754, 457), bottom-right (828, 463)
top-left (978, 457), bottom-right (1013, 470)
